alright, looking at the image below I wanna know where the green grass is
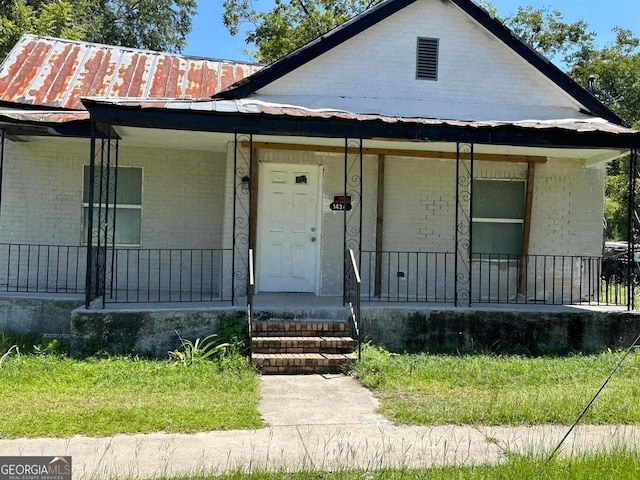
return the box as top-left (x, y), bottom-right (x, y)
top-left (352, 345), bottom-right (640, 426)
top-left (0, 353), bottom-right (262, 438)
top-left (154, 449), bottom-right (640, 479)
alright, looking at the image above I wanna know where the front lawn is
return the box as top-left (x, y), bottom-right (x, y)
top-left (352, 345), bottom-right (640, 425)
top-left (0, 353), bottom-right (262, 438)
top-left (158, 449), bottom-right (640, 479)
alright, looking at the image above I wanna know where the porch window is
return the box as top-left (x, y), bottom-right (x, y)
top-left (82, 166), bottom-right (142, 245)
top-left (472, 180), bottom-right (525, 256)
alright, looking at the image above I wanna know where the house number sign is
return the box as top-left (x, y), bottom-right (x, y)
top-left (330, 195), bottom-right (352, 211)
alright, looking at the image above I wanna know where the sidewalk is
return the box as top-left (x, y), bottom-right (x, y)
top-left (2, 375), bottom-right (640, 478)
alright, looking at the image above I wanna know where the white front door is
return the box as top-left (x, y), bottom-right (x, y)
top-left (257, 163), bottom-right (321, 292)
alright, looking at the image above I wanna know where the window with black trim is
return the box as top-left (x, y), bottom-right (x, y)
top-left (472, 180), bottom-right (525, 256)
top-left (82, 166), bottom-right (142, 245)
top-left (416, 37), bottom-right (439, 80)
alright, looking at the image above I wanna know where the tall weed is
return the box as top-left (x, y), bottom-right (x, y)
top-left (169, 332), bottom-right (229, 367)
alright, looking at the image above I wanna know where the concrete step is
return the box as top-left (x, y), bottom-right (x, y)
top-left (252, 336), bottom-right (355, 354)
top-left (252, 319), bottom-right (350, 337)
top-left (252, 352), bottom-right (357, 374)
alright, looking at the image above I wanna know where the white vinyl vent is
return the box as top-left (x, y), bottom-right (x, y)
top-left (416, 37), bottom-right (439, 80)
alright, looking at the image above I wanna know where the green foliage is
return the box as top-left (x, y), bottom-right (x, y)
top-left (222, 0), bottom-right (384, 63)
top-left (0, 1), bottom-right (83, 60)
top-left (168, 332), bottom-right (230, 367)
top-left (503, 6), bottom-right (595, 66)
top-left (0, 0), bottom-right (197, 60)
top-left (0, 354), bottom-right (262, 437)
top-left (164, 449), bottom-right (640, 479)
top-left (33, 338), bottom-right (70, 356)
top-left (0, 345), bottom-right (19, 367)
top-left (216, 312), bottom-right (250, 355)
top-left (0, 330), bottom-right (41, 352)
top-left (352, 345), bottom-right (640, 426)
top-left (570, 28), bottom-right (640, 127)
top-left (604, 157), bottom-right (630, 240)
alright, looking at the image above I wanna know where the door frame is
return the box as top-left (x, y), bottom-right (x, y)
top-left (255, 161), bottom-right (323, 294)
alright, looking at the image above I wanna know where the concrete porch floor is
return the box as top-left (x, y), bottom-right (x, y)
top-left (94, 292), bottom-right (630, 315)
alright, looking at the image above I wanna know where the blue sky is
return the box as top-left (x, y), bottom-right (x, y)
top-left (184, 1), bottom-right (640, 62)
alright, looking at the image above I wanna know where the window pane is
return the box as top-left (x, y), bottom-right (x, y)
top-left (83, 166), bottom-right (142, 205)
top-left (83, 208), bottom-right (141, 245)
top-left (473, 180), bottom-right (525, 219)
top-left (117, 168), bottom-right (142, 205)
top-left (472, 222), bottom-right (523, 256)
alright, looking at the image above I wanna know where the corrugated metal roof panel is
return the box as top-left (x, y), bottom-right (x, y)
top-left (0, 35), bottom-right (262, 110)
top-left (83, 97), bottom-right (640, 136)
top-left (0, 109), bottom-right (90, 123)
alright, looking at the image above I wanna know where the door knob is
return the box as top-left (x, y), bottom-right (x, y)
top-left (311, 237), bottom-right (316, 242)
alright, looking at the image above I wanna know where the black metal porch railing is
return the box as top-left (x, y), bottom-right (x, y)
top-left (108, 248), bottom-right (233, 303)
top-left (0, 244), bottom-right (631, 309)
top-left (344, 249), bottom-right (362, 361)
top-left (472, 254), bottom-right (605, 305)
top-left (360, 251), bottom-right (628, 306)
top-left (360, 250), bottom-right (456, 303)
top-left (0, 243), bottom-right (85, 294)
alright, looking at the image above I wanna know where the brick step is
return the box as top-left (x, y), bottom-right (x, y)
top-left (252, 336), bottom-right (354, 354)
top-left (252, 353), bottom-right (357, 374)
top-left (252, 320), bottom-right (350, 337)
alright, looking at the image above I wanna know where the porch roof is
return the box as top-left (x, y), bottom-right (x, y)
top-left (0, 109), bottom-right (91, 137)
top-left (83, 97), bottom-right (640, 150)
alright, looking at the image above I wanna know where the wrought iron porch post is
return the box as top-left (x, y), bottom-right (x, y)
top-left (85, 124), bottom-right (98, 308)
top-left (110, 137), bottom-right (119, 299)
top-left (84, 123), bottom-right (118, 308)
top-left (343, 138), bottom-right (363, 304)
top-left (455, 143), bottom-right (473, 307)
top-left (627, 148), bottom-right (639, 311)
top-left (0, 129), bottom-right (5, 225)
top-left (232, 132), bottom-right (252, 305)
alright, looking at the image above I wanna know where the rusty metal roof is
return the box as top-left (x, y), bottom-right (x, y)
top-left (0, 35), bottom-right (262, 111)
top-left (83, 97), bottom-right (640, 137)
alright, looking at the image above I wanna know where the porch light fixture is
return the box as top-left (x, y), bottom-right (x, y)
top-left (241, 175), bottom-right (251, 193)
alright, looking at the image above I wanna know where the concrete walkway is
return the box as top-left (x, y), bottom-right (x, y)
top-left (2, 375), bottom-right (640, 478)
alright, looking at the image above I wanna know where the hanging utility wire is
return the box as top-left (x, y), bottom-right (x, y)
top-left (539, 332), bottom-right (640, 475)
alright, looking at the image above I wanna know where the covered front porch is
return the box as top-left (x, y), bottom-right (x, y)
top-left (0, 104), bottom-right (639, 312)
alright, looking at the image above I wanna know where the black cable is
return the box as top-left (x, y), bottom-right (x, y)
top-left (538, 331), bottom-right (640, 476)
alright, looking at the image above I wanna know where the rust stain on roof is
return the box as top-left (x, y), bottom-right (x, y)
top-left (0, 35), bottom-right (262, 110)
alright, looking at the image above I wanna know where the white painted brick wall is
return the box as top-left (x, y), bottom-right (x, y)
top-left (257, 0), bottom-right (583, 121)
top-left (529, 159), bottom-right (605, 257)
top-left (384, 156), bottom-right (456, 252)
top-left (0, 136), bottom-right (225, 249)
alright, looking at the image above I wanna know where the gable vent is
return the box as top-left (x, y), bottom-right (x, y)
top-left (416, 37), bottom-right (439, 81)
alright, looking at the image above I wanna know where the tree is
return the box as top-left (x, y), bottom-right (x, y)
top-left (570, 28), bottom-right (640, 129)
top-left (0, 1), bottom-right (83, 57)
top-left (0, 0), bottom-right (197, 60)
top-left (502, 5), bottom-right (595, 67)
top-left (222, 0), bottom-right (382, 63)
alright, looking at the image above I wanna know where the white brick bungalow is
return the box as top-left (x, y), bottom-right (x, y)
top-left (0, 0), bottom-right (639, 311)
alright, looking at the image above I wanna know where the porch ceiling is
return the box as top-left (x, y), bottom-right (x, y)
top-left (114, 125), bottom-right (627, 165)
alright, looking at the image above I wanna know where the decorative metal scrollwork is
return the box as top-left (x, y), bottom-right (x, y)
top-left (86, 125), bottom-right (119, 307)
top-left (232, 133), bottom-right (252, 304)
top-left (343, 138), bottom-right (363, 303)
top-left (455, 143), bottom-right (473, 306)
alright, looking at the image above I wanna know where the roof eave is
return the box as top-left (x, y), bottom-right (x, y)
top-left (82, 100), bottom-right (640, 149)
